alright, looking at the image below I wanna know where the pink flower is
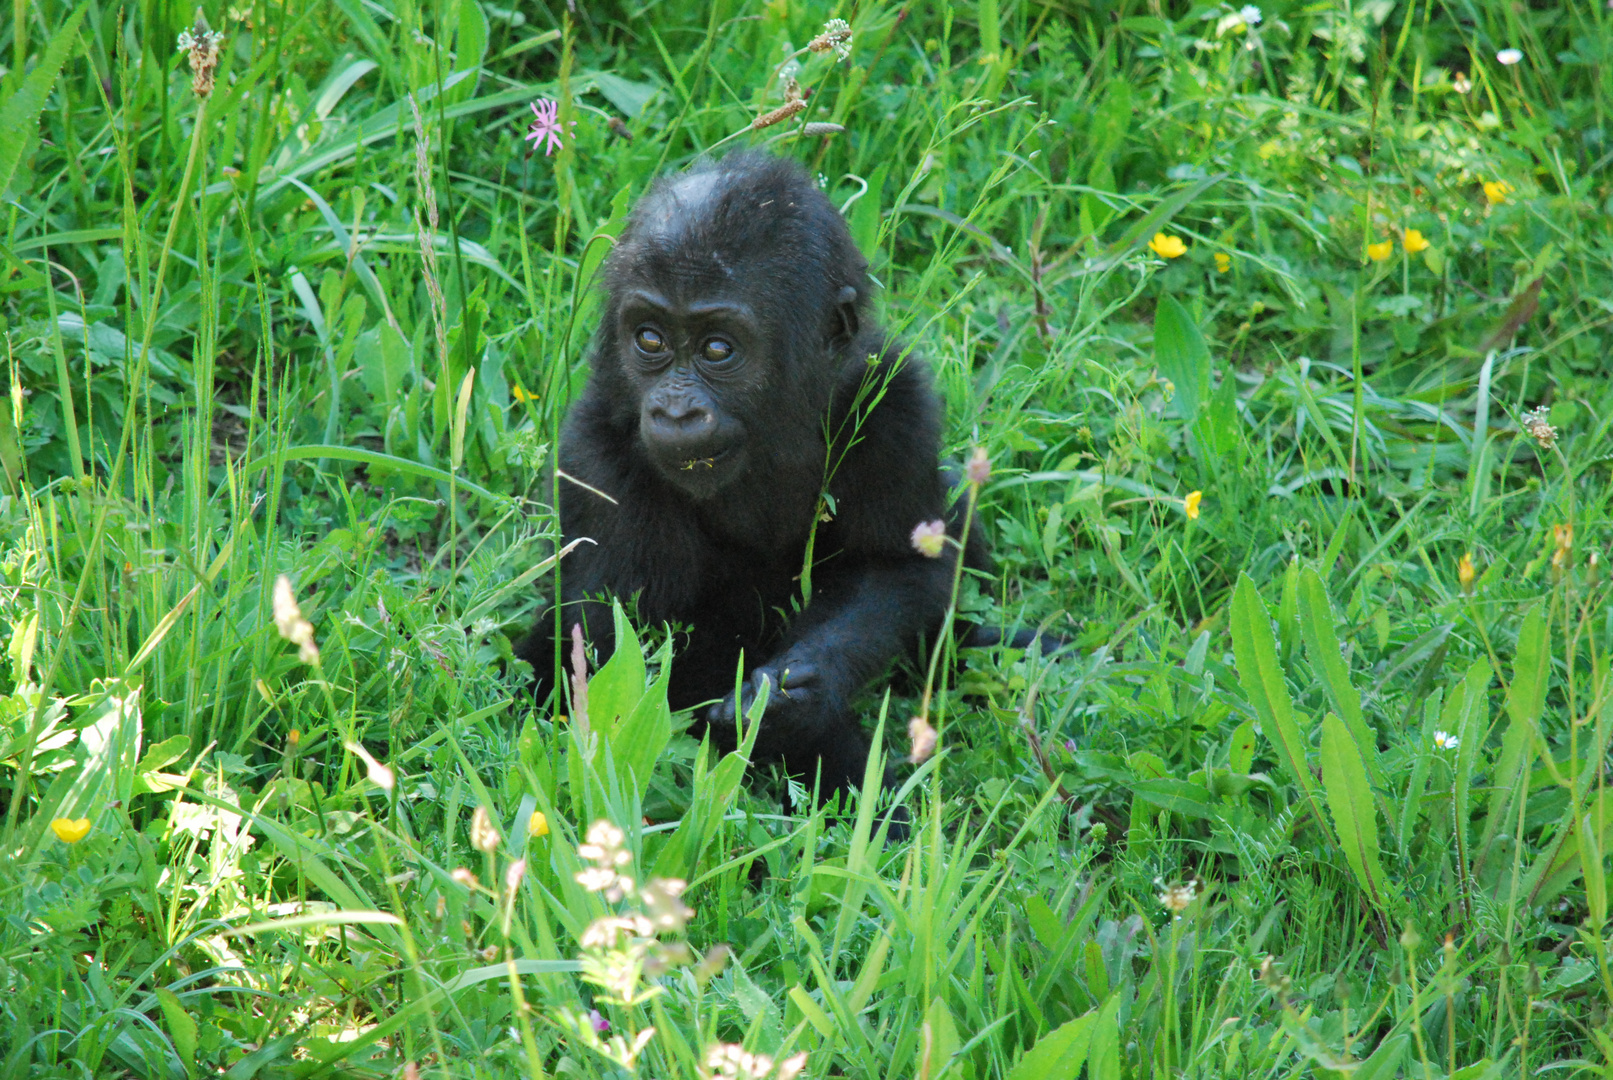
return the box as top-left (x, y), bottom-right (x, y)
top-left (910, 519), bottom-right (947, 558)
top-left (965, 446), bottom-right (991, 485)
top-left (588, 1008), bottom-right (610, 1033)
top-left (525, 98), bottom-right (574, 156)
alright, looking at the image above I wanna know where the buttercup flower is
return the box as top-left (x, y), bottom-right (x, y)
top-left (51, 817), bottom-right (92, 844)
top-left (525, 98), bottom-right (575, 156)
top-left (910, 519), bottom-right (947, 558)
top-left (1149, 232), bottom-right (1188, 258)
top-left (1433, 730), bottom-right (1459, 751)
top-left (1366, 240), bottom-right (1393, 262)
top-left (1184, 491), bottom-right (1203, 520)
top-left (1458, 552), bottom-right (1475, 592)
top-left (529, 810), bottom-right (550, 838)
top-left (1482, 180), bottom-right (1513, 205)
top-left (1496, 48), bottom-right (1523, 65)
top-left (1214, 252), bottom-right (1231, 272)
top-left (1402, 229), bottom-right (1430, 253)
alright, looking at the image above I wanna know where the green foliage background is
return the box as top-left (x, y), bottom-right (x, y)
top-left (1, 0), bottom-right (1611, 1075)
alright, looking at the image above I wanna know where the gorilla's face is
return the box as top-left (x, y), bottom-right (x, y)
top-left (617, 285), bottom-right (766, 498)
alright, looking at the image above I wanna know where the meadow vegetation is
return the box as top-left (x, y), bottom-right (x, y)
top-left (2, 0), bottom-right (1611, 1075)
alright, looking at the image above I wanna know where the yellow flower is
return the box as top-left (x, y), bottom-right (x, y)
top-left (51, 818), bottom-right (92, 844)
top-left (1214, 252), bottom-right (1231, 272)
top-left (1482, 180), bottom-right (1513, 205)
top-left (529, 810), bottom-right (550, 838)
top-left (512, 383), bottom-right (537, 404)
top-left (1184, 491), bottom-right (1203, 520)
top-left (1402, 229), bottom-right (1430, 253)
top-left (1148, 233), bottom-right (1187, 259)
top-left (1458, 552), bottom-right (1475, 592)
top-left (1366, 240), bottom-right (1393, 262)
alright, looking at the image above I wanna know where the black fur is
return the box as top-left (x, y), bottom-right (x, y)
top-left (518, 152), bottom-right (988, 806)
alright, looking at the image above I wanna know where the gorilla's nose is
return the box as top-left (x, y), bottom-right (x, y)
top-left (644, 397), bottom-right (717, 448)
top-left (648, 399), bottom-right (713, 433)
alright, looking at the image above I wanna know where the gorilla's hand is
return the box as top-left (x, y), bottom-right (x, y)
top-left (705, 653), bottom-right (837, 756)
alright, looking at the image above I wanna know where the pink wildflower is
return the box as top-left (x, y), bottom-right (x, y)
top-left (526, 98), bottom-right (574, 157)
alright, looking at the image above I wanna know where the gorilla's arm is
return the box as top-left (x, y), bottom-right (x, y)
top-left (705, 351), bottom-right (960, 769)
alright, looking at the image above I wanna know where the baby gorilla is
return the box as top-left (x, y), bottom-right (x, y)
top-left (519, 151), bottom-right (987, 806)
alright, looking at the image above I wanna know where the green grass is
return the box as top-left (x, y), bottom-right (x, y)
top-left (2, 0), bottom-right (1612, 1076)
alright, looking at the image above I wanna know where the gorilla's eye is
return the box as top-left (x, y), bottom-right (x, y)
top-left (701, 337), bottom-right (735, 365)
top-left (634, 326), bottom-right (667, 355)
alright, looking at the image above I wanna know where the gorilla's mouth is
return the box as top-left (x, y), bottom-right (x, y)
top-left (678, 448), bottom-right (731, 471)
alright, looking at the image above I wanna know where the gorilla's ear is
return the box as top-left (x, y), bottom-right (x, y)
top-left (832, 285), bottom-right (860, 345)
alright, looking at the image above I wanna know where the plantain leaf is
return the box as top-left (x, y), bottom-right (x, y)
top-left (1320, 712), bottom-right (1390, 910)
top-left (1297, 565), bottom-right (1386, 791)
top-left (1229, 573), bottom-right (1334, 845)
top-left (1005, 1012), bottom-right (1096, 1080)
top-left (1476, 602), bottom-right (1548, 873)
top-left (1153, 295), bottom-right (1212, 424)
top-left (0, 4), bottom-right (88, 198)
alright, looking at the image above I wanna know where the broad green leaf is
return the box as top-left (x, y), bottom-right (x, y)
top-left (1229, 573), bottom-right (1333, 845)
top-left (978, 0), bottom-right (1002, 58)
top-left (788, 983), bottom-right (835, 1038)
top-left (607, 636), bottom-right (673, 802)
top-left (1449, 659), bottom-right (1492, 875)
top-left (918, 996), bottom-right (961, 1078)
top-left (1194, 369), bottom-right (1242, 465)
top-left (1353, 1033), bottom-right (1410, 1080)
top-left (155, 988), bottom-right (198, 1076)
top-left (1153, 295), bottom-right (1211, 424)
top-left (1005, 1013), bottom-right (1095, 1080)
top-left (586, 603), bottom-right (647, 739)
top-left (1321, 712), bottom-right (1389, 909)
top-left (452, 0), bottom-right (489, 77)
top-left (654, 713), bottom-right (762, 882)
top-left (0, 4), bottom-right (88, 198)
top-left (1477, 602), bottom-right (1548, 871)
top-left (1131, 777), bottom-right (1216, 820)
top-left (1529, 791), bottom-right (1613, 909)
top-left (589, 70), bottom-right (660, 117)
top-left (1398, 691), bottom-right (1444, 851)
top-left (1296, 566), bottom-right (1385, 790)
top-left (1085, 993), bottom-right (1124, 1080)
top-left (1451, 659), bottom-right (1492, 825)
top-left (851, 164), bottom-right (889, 262)
top-left (1228, 717), bottom-right (1257, 774)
